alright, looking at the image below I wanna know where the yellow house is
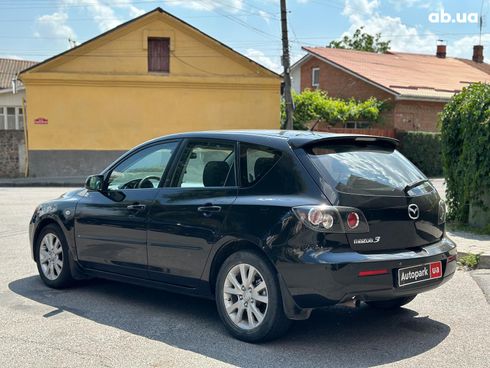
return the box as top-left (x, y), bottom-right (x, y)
top-left (20, 7), bottom-right (281, 177)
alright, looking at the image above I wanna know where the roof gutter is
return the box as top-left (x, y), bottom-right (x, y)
top-left (395, 95), bottom-right (451, 103)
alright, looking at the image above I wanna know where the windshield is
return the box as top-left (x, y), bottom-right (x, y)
top-left (306, 143), bottom-right (428, 196)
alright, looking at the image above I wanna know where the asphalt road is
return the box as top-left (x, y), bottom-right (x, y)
top-left (0, 187), bottom-right (489, 368)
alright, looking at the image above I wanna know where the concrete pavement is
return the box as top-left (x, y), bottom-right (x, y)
top-left (0, 187), bottom-right (489, 368)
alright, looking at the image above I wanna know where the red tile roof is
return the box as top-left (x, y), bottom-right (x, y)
top-left (0, 58), bottom-right (38, 90)
top-left (302, 47), bottom-right (490, 100)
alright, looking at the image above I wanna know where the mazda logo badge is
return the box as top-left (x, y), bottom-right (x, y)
top-left (408, 204), bottom-right (420, 220)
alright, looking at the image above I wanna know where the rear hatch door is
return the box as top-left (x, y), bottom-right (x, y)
top-left (301, 137), bottom-right (444, 252)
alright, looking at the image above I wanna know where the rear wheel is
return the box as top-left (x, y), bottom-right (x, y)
top-left (35, 224), bottom-right (75, 289)
top-left (215, 250), bottom-right (291, 342)
top-left (366, 295), bottom-right (416, 310)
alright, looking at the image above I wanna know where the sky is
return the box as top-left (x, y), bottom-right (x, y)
top-left (0, 0), bottom-right (488, 72)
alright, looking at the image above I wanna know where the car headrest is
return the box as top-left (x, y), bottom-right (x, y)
top-left (254, 157), bottom-right (275, 182)
top-left (203, 161), bottom-right (230, 187)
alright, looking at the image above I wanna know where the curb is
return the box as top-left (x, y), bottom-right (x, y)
top-left (0, 177), bottom-right (84, 187)
top-left (458, 251), bottom-right (490, 269)
top-left (0, 182), bottom-right (82, 187)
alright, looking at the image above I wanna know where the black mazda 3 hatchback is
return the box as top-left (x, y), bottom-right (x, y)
top-left (29, 130), bottom-right (457, 342)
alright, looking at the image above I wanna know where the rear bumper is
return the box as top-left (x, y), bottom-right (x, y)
top-left (278, 236), bottom-right (457, 309)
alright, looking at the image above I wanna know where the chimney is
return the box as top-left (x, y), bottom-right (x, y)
top-left (473, 45), bottom-right (484, 63)
top-left (436, 44), bottom-right (446, 58)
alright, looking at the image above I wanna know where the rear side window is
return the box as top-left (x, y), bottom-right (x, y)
top-left (240, 143), bottom-right (281, 187)
top-left (173, 141), bottom-right (236, 188)
top-left (306, 143), bottom-right (426, 196)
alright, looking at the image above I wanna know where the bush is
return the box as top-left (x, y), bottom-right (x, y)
top-left (281, 89), bottom-right (385, 130)
top-left (458, 253), bottom-right (480, 269)
top-left (440, 83), bottom-right (490, 223)
top-left (397, 131), bottom-right (442, 177)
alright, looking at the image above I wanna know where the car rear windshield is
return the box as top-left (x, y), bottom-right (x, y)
top-left (305, 142), bottom-right (427, 196)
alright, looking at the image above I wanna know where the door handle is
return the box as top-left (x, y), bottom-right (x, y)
top-left (197, 205), bottom-right (222, 214)
top-left (127, 204), bottom-right (146, 211)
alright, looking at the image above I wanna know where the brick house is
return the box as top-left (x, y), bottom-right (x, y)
top-left (290, 45), bottom-right (490, 131)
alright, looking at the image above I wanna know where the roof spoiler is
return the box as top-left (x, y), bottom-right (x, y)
top-left (289, 135), bottom-right (399, 149)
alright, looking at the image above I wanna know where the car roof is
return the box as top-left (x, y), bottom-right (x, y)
top-left (148, 130), bottom-right (399, 148)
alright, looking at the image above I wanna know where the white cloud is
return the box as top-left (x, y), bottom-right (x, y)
top-left (245, 48), bottom-right (281, 72)
top-left (63, 0), bottom-right (121, 31)
top-left (341, 0), bottom-right (438, 54)
top-left (165, 0), bottom-right (244, 13)
top-left (0, 55), bottom-right (25, 60)
top-left (389, 0), bottom-right (434, 11)
top-left (451, 34), bottom-right (490, 59)
top-left (60, 0), bottom-right (145, 31)
top-left (112, 0), bottom-right (145, 18)
top-left (34, 11), bottom-right (76, 40)
top-left (258, 10), bottom-right (271, 24)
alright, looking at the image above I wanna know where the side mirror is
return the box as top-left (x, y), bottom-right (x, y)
top-left (85, 175), bottom-right (104, 191)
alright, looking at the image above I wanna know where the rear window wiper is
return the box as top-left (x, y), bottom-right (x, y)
top-left (404, 179), bottom-right (429, 194)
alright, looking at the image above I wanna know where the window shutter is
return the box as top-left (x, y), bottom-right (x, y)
top-left (148, 37), bottom-right (170, 73)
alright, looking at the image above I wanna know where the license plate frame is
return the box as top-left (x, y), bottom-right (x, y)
top-left (398, 261), bottom-right (442, 287)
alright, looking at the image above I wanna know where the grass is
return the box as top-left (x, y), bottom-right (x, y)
top-left (458, 253), bottom-right (480, 269)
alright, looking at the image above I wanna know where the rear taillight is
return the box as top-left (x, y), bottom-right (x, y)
top-left (293, 205), bottom-right (369, 233)
top-left (438, 199), bottom-right (446, 225)
top-left (347, 212), bottom-right (360, 229)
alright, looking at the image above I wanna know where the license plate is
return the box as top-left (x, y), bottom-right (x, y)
top-left (398, 261), bottom-right (442, 287)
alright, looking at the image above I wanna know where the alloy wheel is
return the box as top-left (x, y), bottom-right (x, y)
top-left (223, 263), bottom-right (269, 330)
top-left (39, 233), bottom-right (63, 281)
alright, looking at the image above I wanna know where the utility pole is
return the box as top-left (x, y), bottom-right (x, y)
top-left (280, 0), bottom-right (294, 130)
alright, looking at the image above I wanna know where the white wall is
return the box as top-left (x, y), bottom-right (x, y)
top-left (0, 89), bottom-right (25, 106)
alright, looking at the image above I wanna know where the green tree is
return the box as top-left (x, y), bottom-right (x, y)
top-left (328, 27), bottom-right (391, 53)
top-left (281, 89), bottom-right (385, 130)
top-left (440, 83), bottom-right (490, 225)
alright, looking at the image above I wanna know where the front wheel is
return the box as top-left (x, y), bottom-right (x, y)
top-left (35, 224), bottom-right (75, 289)
top-left (215, 251), bottom-right (291, 342)
top-left (365, 295), bottom-right (416, 310)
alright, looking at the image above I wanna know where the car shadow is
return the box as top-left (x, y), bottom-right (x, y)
top-left (9, 276), bottom-right (450, 368)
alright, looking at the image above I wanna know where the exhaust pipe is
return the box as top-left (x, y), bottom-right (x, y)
top-left (339, 297), bottom-right (361, 308)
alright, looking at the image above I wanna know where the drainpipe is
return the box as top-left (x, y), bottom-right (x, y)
top-left (22, 96), bottom-right (29, 177)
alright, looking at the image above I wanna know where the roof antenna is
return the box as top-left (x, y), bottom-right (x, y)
top-left (479, 0), bottom-right (485, 45)
top-left (309, 119), bottom-right (320, 132)
top-left (68, 38), bottom-right (77, 49)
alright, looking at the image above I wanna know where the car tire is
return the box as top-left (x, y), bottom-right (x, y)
top-left (365, 295), bottom-right (416, 310)
top-left (35, 224), bottom-right (75, 289)
top-left (215, 250), bottom-right (291, 342)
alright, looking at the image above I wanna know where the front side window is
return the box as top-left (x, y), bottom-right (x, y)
top-left (306, 142), bottom-right (426, 196)
top-left (240, 143), bottom-right (281, 188)
top-left (174, 141), bottom-right (236, 188)
top-left (107, 142), bottom-right (178, 190)
top-left (148, 37), bottom-right (170, 73)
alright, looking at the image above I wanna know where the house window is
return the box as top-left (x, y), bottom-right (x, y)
top-left (345, 121), bottom-right (371, 129)
top-left (0, 106), bottom-right (23, 130)
top-left (312, 67), bottom-right (320, 88)
top-left (148, 37), bottom-right (170, 73)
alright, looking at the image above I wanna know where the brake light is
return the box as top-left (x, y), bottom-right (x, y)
top-left (293, 205), bottom-right (369, 233)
